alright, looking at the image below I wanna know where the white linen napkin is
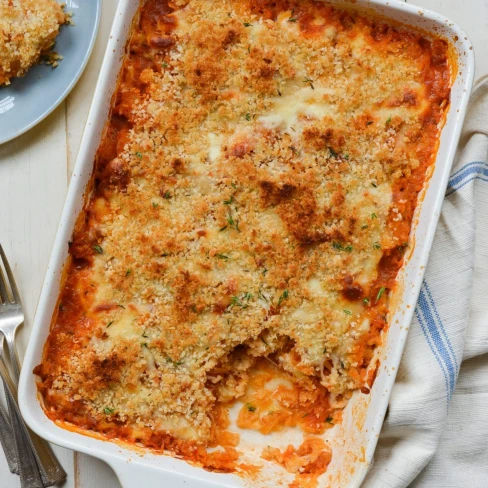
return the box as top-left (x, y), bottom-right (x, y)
top-left (364, 76), bottom-right (488, 488)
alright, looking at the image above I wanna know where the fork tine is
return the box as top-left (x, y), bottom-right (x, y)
top-left (0, 264), bottom-right (9, 304)
top-left (0, 245), bottom-right (21, 304)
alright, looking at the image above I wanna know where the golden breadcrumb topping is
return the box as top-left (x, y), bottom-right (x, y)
top-left (0, 0), bottom-right (66, 85)
top-left (35, 0), bottom-right (451, 476)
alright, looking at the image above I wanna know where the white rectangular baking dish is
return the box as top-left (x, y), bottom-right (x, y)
top-left (18, 1), bottom-right (474, 487)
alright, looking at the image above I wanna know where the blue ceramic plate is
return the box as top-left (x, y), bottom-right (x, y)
top-left (0, 0), bottom-right (101, 145)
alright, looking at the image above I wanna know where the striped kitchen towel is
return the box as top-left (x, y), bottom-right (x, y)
top-left (364, 76), bottom-right (488, 488)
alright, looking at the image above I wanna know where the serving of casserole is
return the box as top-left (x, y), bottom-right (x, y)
top-left (19, 1), bottom-right (474, 487)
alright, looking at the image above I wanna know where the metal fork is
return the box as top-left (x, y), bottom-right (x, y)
top-left (0, 245), bottom-right (66, 487)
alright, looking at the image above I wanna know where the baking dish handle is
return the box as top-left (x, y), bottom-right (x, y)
top-left (108, 457), bottom-right (221, 488)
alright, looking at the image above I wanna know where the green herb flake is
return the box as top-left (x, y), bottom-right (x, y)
top-left (371, 213), bottom-right (378, 219)
top-left (326, 416), bottom-right (334, 424)
top-left (93, 244), bottom-right (104, 254)
top-left (303, 77), bottom-right (314, 89)
top-left (243, 22), bottom-right (253, 27)
top-left (386, 116), bottom-right (392, 124)
top-left (302, 412), bottom-right (311, 418)
top-left (366, 121), bottom-right (374, 126)
top-left (152, 202), bottom-right (159, 208)
top-left (278, 289), bottom-right (289, 306)
top-left (142, 343), bottom-right (148, 348)
top-left (162, 191), bottom-right (171, 199)
top-left (363, 298), bottom-right (370, 305)
top-left (104, 407), bottom-right (115, 415)
top-left (223, 196), bottom-right (234, 205)
top-left (216, 253), bottom-right (229, 260)
top-left (373, 242), bottom-right (382, 250)
top-left (371, 182), bottom-right (377, 188)
top-left (117, 304), bottom-right (125, 309)
top-left (245, 113), bottom-right (252, 121)
top-left (260, 336), bottom-right (268, 345)
top-left (125, 269), bottom-right (132, 277)
top-left (106, 321), bottom-right (114, 328)
top-left (246, 404), bottom-right (256, 412)
top-left (288, 16), bottom-right (297, 22)
top-left (343, 309), bottom-right (352, 315)
top-left (376, 286), bottom-right (386, 301)
top-left (362, 224), bottom-right (369, 230)
top-left (328, 147), bottom-right (338, 158)
top-left (135, 152), bottom-right (143, 159)
top-left (162, 61), bottom-right (169, 68)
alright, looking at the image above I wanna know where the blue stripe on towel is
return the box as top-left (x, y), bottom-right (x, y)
top-left (417, 287), bottom-right (457, 399)
top-left (415, 308), bottom-right (450, 404)
top-left (449, 161), bottom-right (486, 179)
top-left (447, 163), bottom-right (488, 195)
top-left (423, 281), bottom-right (458, 373)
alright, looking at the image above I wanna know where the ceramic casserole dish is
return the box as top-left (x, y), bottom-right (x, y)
top-left (19, 0), bottom-right (474, 487)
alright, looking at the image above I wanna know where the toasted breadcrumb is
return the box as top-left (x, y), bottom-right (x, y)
top-left (0, 0), bottom-right (67, 85)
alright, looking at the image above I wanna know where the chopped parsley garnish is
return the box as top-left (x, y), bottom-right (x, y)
top-left (343, 309), bottom-right (352, 315)
top-left (363, 298), bottom-right (370, 305)
top-left (373, 242), bottom-right (382, 250)
top-left (142, 343), bottom-right (148, 348)
top-left (125, 269), bottom-right (132, 276)
top-left (246, 404), bottom-right (256, 412)
top-left (333, 242), bottom-right (353, 252)
top-left (302, 412), bottom-right (311, 418)
top-left (326, 416), bottom-right (334, 424)
top-left (216, 253), bottom-right (229, 260)
top-left (278, 289), bottom-right (289, 306)
top-left (362, 224), bottom-right (369, 230)
top-left (162, 62), bottom-right (169, 68)
top-left (104, 407), bottom-right (115, 415)
top-left (152, 202), bottom-right (159, 208)
top-left (106, 321), bottom-right (114, 328)
top-left (371, 182), bottom-right (377, 188)
top-left (231, 182), bottom-right (238, 190)
top-left (277, 87), bottom-right (282, 96)
top-left (303, 77), bottom-right (314, 89)
top-left (93, 244), bottom-right (103, 254)
top-left (366, 121), bottom-right (374, 126)
top-left (162, 191), bottom-right (171, 199)
top-left (245, 113), bottom-right (252, 121)
top-left (262, 267), bottom-right (268, 276)
top-left (223, 196), bottom-right (234, 205)
top-left (223, 214), bottom-right (240, 232)
top-left (117, 304), bottom-right (125, 309)
top-left (386, 116), bottom-right (392, 124)
top-left (135, 152), bottom-right (143, 159)
top-left (258, 288), bottom-right (268, 301)
top-left (229, 292), bottom-right (253, 309)
top-left (377, 286), bottom-right (386, 301)
top-left (243, 22), bottom-right (252, 27)
top-left (371, 213), bottom-right (378, 219)
top-left (328, 147), bottom-right (338, 158)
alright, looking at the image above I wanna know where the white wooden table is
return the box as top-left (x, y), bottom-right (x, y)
top-left (0, 0), bottom-right (486, 486)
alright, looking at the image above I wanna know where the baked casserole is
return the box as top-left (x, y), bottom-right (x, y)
top-left (34, 0), bottom-right (452, 485)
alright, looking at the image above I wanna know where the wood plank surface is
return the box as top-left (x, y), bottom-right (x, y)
top-left (0, 0), bottom-right (485, 486)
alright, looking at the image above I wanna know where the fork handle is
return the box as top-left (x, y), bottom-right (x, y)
top-left (4, 331), bottom-right (66, 486)
top-left (0, 360), bottom-right (44, 488)
top-left (0, 360), bottom-right (66, 487)
top-left (0, 395), bottom-right (18, 473)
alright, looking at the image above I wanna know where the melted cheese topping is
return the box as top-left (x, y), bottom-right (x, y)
top-left (35, 0), bottom-right (451, 479)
